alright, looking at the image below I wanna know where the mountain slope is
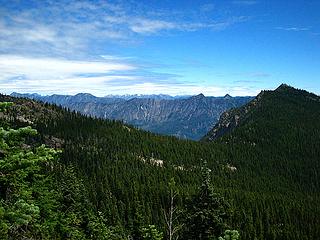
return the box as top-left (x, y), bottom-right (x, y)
top-left (202, 84), bottom-right (320, 194)
top-left (203, 84), bottom-right (320, 142)
top-left (11, 92), bottom-right (252, 140)
top-left (2, 85), bottom-right (320, 240)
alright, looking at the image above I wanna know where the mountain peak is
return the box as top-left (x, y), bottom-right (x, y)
top-left (275, 83), bottom-right (294, 92)
top-left (10, 92), bottom-right (41, 98)
top-left (224, 94), bottom-right (232, 99)
top-left (191, 93), bottom-right (205, 100)
top-left (74, 93), bottom-right (95, 97)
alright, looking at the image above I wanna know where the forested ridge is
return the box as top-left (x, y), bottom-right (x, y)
top-left (0, 84), bottom-right (319, 239)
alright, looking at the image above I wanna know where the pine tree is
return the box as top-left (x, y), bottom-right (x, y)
top-left (182, 160), bottom-right (229, 240)
top-left (218, 230), bottom-right (240, 240)
top-left (141, 225), bottom-right (163, 240)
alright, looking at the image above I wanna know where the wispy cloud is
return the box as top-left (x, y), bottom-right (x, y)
top-left (0, 54), bottom-right (257, 96)
top-left (249, 72), bottom-right (271, 78)
top-left (233, 80), bottom-right (261, 84)
top-left (232, 0), bottom-right (258, 6)
top-left (0, 0), bottom-right (250, 56)
top-left (100, 55), bottom-right (136, 61)
top-left (0, 55), bottom-right (134, 79)
top-left (0, 0), bottom-right (255, 96)
top-left (200, 4), bottom-right (215, 12)
top-left (0, 54), bottom-right (188, 96)
top-left (0, 55), bottom-right (135, 94)
top-left (129, 19), bottom-right (177, 34)
top-left (129, 16), bottom-right (249, 34)
top-left (0, 1), bottom-right (130, 56)
top-left (276, 27), bottom-right (309, 32)
top-left (96, 82), bottom-right (257, 97)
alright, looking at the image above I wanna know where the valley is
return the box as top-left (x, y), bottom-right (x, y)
top-left (11, 93), bottom-right (252, 140)
top-left (1, 85), bottom-right (320, 239)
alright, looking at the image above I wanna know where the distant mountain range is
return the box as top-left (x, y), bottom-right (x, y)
top-left (10, 92), bottom-right (252, 140)
top-left (10, 93), bottom-right (190, 102)
top-left (104, 94), bottom-right (191, 100)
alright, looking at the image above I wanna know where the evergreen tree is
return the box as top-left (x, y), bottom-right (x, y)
top-left (182, 160), bottom-right (229, 240)
top-left (142, 225), bottom-right (163, 240)
top-left (2, 84), bottom-right (320, 240)
top-left (218, 230), bottom-right (240, 240)
top-left (0, 102), bottom-right (123, 239)
top-left (131, 199), bottom-right (145, 240)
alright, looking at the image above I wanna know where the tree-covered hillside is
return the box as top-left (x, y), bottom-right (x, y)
top-left (203, 84), bottom-right (320, 193)
top-left (1, 84), bottom-right (319, 239)
top-left (0, 102), bottom-right (120, 239)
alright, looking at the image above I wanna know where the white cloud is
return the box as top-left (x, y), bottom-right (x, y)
top-left (130, 19), bottom-right (177, 34)
top-left (0, 55), bottom-right (135, 80)
top-left (107, 82), bottom-right (224, 96)
top-left (129, 16), bottom-right (249, 34)
top-left (232, 0), bottom-right (258, 5)
top-left (200, 4), bottom-right (215, 12)
top-left (0, 1), bottom-right (250, 56)
top-left (107, 83), bottom-right (259, 96)
top-left (0, 1), bottom-right (255, 97)
top-left (0, 54), bottom-right (258, 96)
top-left (100, 55), bottom-right (135, 61)
top-left (276, 27), bottom-right (309, 32)
top-left (0, 55), bottom-right (139, 95)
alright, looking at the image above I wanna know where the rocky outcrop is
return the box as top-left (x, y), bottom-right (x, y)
top-left (202, 91), bottom-right (266, 141)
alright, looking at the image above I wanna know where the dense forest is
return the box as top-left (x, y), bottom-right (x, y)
top-left (0, 85), bottom-right (319, 239)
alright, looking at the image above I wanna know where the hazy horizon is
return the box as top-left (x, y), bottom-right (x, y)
top-left (9, 91), bottom-right (252, 98)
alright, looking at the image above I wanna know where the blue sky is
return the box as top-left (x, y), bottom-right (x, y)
top-left (0, 0), bottom-right (319, 96)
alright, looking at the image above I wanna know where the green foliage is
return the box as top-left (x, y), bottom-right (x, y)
top-left (142, 225), bottom-right (163, 240)
top-left (1, 85), bottom-right (320, 240)
top-left (7, 199), bottom-right (40, 226)
top-left (0, 102), bottom-right (13, 112)
top-left (0, 102), bottom-right (121, 240)
top-left (218, 230), bottom-right (240, 240)
top-left (0, 118), bottom-right (60, 239)
top-left (182, 160), bottom-right (229, 240)
top-left (86, 211), bottom-right (116, 240)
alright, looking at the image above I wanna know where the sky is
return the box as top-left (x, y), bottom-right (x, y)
top-left (0, 0), bottom-right (319, 96)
